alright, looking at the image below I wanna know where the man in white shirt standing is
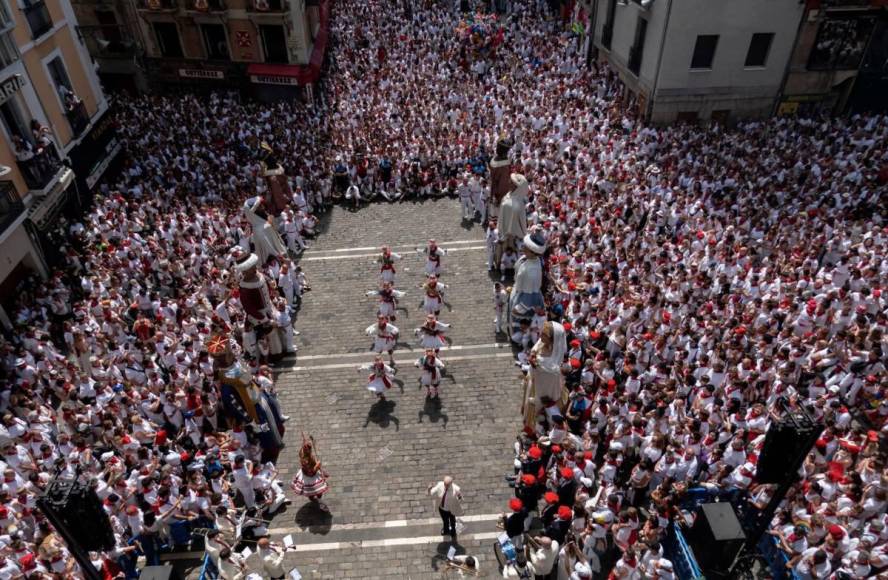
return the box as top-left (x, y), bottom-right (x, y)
top-left (428, 475), bottom-right (463, 539)
top-left (256, 538), bottom-right (289, 580)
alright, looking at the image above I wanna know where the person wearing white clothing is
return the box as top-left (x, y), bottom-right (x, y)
top-left (217, 548), bottom-right (246, 580)
top-left (458, 175), bottom-right (474, 220)
top-left (256, 538), bottom-right (291, 579)
top-left (345, 183), bottom-right (361, 207)
top-left (428, 476), bottom-right (463, 539)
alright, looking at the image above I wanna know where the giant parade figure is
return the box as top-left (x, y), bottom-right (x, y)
top-left (234, 251), bottom-right (284, 358)
top-left (208, 333), bottom-right (285, 463)
top-left (488, 136), bottom-right (513, 221)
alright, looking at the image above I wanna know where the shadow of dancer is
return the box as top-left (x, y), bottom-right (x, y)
top-left (292, 500), bottom-right (333, 535)
top-left (418, 396), bottom-right (449, 428)
top-left (363, 398), bottom-right (400, 431)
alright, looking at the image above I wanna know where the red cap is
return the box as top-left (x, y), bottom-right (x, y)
top-left (544, 492), bottom-right (559, 504)
top-left (19, 554), bottom-right (35, 571)
top-left (509, 498), bottom-right (524, 512)
top-left (560, 467), bottom-right (574, 479)
top-left (557, 506), bottom-right (573, 520)
top-left (828, 525), bottom-right (845, 539)
top-left (528, 446), bottom-right (542, 459)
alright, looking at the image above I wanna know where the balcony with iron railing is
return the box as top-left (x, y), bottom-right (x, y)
top-left (23, 0), bottom-right (53, 40)
top-left (138, 0), bottom-right (179, 11)
top-left (186, 0), bottom-right (226, 11)
top-left (247, 0), bottom-right (287, 12)
top-left (0, 169), bottom-right (24, 236)
top-left (16, 144), bottom-right (62, 192)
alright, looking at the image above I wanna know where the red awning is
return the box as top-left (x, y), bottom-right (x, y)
top-left (246, 63), bottom-right (310, 85)
top-left (246, 0), bottom-right (330, 86)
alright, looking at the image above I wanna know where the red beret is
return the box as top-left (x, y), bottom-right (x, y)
top-left (551, 445), bottom-right (562, 454)
top-left (528, 446), bottom-right (542, 459)
top-left (562, 322), bottom-right (573, 331)
top-left (584, 451), bottom-right (593, 460)
top-left (570, 339), bottom-right (581, 347)
top-left (521, 474), bottom-right (537, 486)
top-left (544, 492), bottom-right (559, 504)
top-left (589, 331), bottom-right (601, 339)
top-left (696, 231), bottom-right (705, 240)
top-left (509, 498), bottom-right (524, 512)
top-left (557, 506), bottom-right (573, 520)
top-left (561, 467), bottom-right (574, 479)
top-left (828, 525), bottom-right (845, 539)
top-left (734, 326), bottom-right (746, 335)
top-left (868, 430), bottom-right (879, 442)
top-left (569, 358), bottom-right (581, 369)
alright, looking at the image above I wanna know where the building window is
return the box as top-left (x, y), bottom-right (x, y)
top-left (46, 55), bottom-right (88, 136)
top-left (22, 0), bottom-right (53, 40)
top-left (628, 17), bottom-right (647, 76)
top-left (601, 0), bottom-right (616, 49)
top-left (260, 24), bottom-right (288, 63)
top-left (808, 17), bottom-right (875, 70)
top-left (745, 33), bottom-right (774, 67)
top-left (690, 34), bottom-right (719, 70)
top-left (0, 0), bottom-right (16, 66)
top-left (676, 111), bottom-right (699, 124)
top-left (201, 24), bottom-right (230, 60)
top-left (153, 22), bottom-right (183, 58)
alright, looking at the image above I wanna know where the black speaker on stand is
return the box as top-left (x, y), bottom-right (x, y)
top-left (685, 502), bottom-right (746, 576)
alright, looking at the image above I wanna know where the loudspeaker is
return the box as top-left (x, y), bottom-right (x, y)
top-left (686, 503), bottom-right (745, 574)
top-left (756, 411), bottom-right (822, 484)
top-left (139, 566), bottom-right (178, 580)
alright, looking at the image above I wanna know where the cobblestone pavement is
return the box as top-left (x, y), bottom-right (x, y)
top-left (176, 199), bottom-right (525, 579)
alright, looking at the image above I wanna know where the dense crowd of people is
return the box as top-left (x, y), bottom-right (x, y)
top-left (0, 0), bottom-right (884, 578)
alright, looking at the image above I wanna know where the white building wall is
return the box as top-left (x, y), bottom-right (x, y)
top-left (594, 0), bottom-right (804, 123)
top-left (651, 0), bottom-right (804, 121)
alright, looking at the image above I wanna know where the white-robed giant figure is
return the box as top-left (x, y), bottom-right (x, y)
top-left (244, 196), bottom-right (288, 265)
top-left (523, 320), bottom-right (567, 430)
top-left (498, 173), bottom-right (529, 249)
top-left (508, 230), bottom-right (546, 340)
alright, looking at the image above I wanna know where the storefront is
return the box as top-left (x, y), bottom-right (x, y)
top-left (67, 107), bottom-right (123, 201)
top-left (246, 63), bottom-right (312, 101)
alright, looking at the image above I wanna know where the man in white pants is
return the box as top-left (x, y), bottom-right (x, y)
top-left (232, 455), bottom-right (255, 508)
top-left (494, 282), bottom-right (508, 334)
top-left (458, 175), bottom-right (474, 220)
